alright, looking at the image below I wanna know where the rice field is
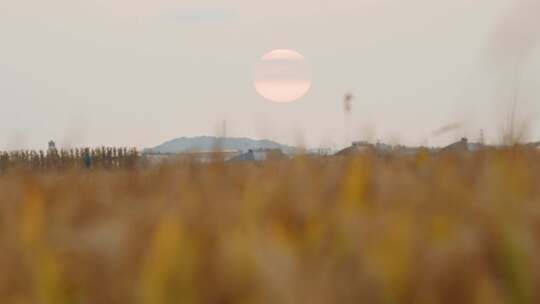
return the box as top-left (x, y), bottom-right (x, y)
top-left (1, 149), bottom-right (540, 303)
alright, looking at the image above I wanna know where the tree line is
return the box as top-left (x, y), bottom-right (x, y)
top-left (0, 147), bottom-right (140, 171)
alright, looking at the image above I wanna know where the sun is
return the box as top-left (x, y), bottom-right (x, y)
top-left (254, 49), bottom-right (312, 103)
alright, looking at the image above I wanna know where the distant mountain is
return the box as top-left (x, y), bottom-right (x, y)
top-left (144, 136), bottom-right (297, 154)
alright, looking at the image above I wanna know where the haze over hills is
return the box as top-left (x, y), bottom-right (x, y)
top-left (144, 136), bottom-right (298, 154)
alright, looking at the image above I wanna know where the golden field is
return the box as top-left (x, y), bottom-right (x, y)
top-left (1, 150), bottom-right (540, 304)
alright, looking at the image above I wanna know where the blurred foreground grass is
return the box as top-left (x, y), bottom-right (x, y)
top-left (1, 150), bottom-right (540, 303)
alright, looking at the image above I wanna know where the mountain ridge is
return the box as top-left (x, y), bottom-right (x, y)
top-left (144, 136), bottom-right (297, 154)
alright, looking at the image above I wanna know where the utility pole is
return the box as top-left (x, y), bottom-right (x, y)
top-left (479, 129), bottom-right (485, 145)
top-left (344, 93), bottom-right (354, 147)
top-left (222, 120), bottom-right (228, 138)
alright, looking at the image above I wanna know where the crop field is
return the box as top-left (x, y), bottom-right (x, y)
top-left (1, 149), bottom-right (540, 303)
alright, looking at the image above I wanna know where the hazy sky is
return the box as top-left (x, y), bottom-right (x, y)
top-left (1, 0), bottom-right (539, 150)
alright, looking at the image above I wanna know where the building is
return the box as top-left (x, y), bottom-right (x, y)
top-left (335, 141), bottom-right (374, 156)
top-left (440, 138), bottom-right (468, 153)
top-left (144, 150), bottom-right (241, 164)
top-left (523, 141), bottom-right (540, 149)
top-left (440, 138), bottom-right (486, 153)
top-left (229, 149), bottom-right (287, 162)
top-left (336, 140), bottom-right (436, 156)
top-left (307, 147), bottom-right (334, 156)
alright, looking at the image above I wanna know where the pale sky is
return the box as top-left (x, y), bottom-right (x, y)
top-left (1, 0), bottom-right (539, 150)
